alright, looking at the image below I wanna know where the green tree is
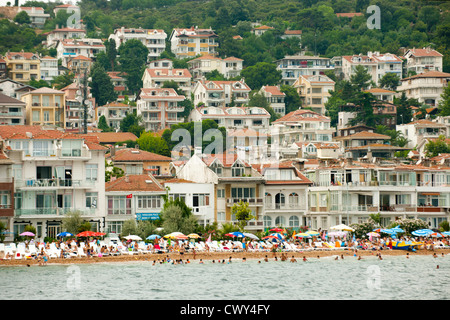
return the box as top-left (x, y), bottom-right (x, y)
top-left (105, 38), bottom-right (118, 71)
top-left (98, 115), bottom-right (114, 132)
top-left (118, 39), bottom-right (149, 94)
top-left (248, 92), bottom-right (279, 123)
top-left (136, 131), bottom-right (171, 156)
top-left (438, 85), bottom-right (450, 117)
top-left (14, 11), bottom-right (31, 25)
top-left (160, 204), bottom-right (198, 235)
top-left (105, 160), bottom-right (124, 182)
top-left (62, 211), bottom-right (85, 235)
top-left (424, 135), bottom-right (450, 157)
top-left (51, 71), bottom-right (75, 90)
top-left (231, 201), bottom-right (255, 232)
top-left (240, 62), bottom-right (282, 91)
top-left (350, 65), bottom-right (372, 91)
top-left (280, 85), bottom-right (302, 114)
top-left (120, 112), bottom-right (144, 136)
top-left (379, 73), bottom-right (400, 91)
top-left (90, 63), bottom-right (117, 106)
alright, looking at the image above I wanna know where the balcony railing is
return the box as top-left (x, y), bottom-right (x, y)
top-left (265, 203), bottom-right (306, 210)
top-left (226, 198), bottom-right (264, 206)
top-left (16, 179), bottom-right (96, 189)
top-left (15, 208), bottom-right (96, 217)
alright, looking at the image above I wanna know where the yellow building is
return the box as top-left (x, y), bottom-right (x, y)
top-left (293, 74), bottom-right (335, 115)
top-left (21, 87), bottom-right (66, 128)
top-left (3, 51), bottom-right (41, 83)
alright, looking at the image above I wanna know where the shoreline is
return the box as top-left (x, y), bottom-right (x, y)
top-left (1, 248), bottom-right (448, 267)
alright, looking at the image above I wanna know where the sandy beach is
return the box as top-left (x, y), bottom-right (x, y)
top-left (1, 248), bottom-right (448, 267)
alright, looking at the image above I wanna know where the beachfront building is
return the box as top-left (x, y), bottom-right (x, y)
top-left (259, 85), bottom-right (286, 116)
top-left (0, 93), bottom-right (26, 126)
top-left (275, 55), bottom-right (334, 86)
top-left (21, 87), bottom-right (66, 129)
top-left (136, 87), bottom-right (186, 132)
top-left (190, 106), bottom-right (270, 132)
top-left (108, 27), bottom-right (167, 60)
top-left (270, 109), bottom-right (334, 147)
top-left (142, 68), bottom-right (192, 97)
top-left (175, 151), bottom-right (265, 230)
top-left (169, 27), bottom-right (219, 59)
top-left (293, 74), bottom-right (335, 115)
top-left (254, 162), bottom-right (312, 229)
top-left (304, 159), bottom-right (450, 230)
top-left (0, 125), bottom-right (107, 239)
top-left (3, 51), bottom-right (41, 84)
top-left (396, 71), bottom-right (450, 107)
top-left (192, 79), bottom-right (251, 108)
top-left (187, 55), bottom-right (243, 81)
top-left (403, 47), bottom-right (443, 75)
top-left (105, 174), bottom-right (165, 235)
top-left (107, 147), bottom-right (172, 177)
top-left (341, 52), bottom-right (403, 86)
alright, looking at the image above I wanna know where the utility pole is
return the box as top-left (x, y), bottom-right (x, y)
top-left (82, 71), bottom-right (88, 134)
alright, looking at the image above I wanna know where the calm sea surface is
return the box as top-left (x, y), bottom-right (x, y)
top-left (1, 254), bottom-right (450, 300)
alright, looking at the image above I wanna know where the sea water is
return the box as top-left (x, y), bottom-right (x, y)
top-left (1, 254), bottom-right (450, 300)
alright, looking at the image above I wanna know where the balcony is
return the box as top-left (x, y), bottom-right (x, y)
top-left (15, 208), bottom-right (96, 217)
top-left (265, 203), bottom-right (306, 211)
top-left (15, 179), bottom-right (96, 189)
top-left (226, 198), bottom-right (264, 206)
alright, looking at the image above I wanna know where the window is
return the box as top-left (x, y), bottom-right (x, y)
top-left (107, 221), bottom-right (123, 235)
top-left (275, 216), bottom-right (286, 226)
top-left (12, 164), bottom-right (22, 180)
top-left (137, 195), bottom-right (161, 209)
top-left (169, 194), bottom-right (186, 203)
top-left (32, 110), bottom-right (40, 121)
top-left (217, 189), bottom-right (225, 198)
top-left (86, 192), bottom-right (98, 208)
top-left (263, 216), bottom-right (272, 228)
top-left (289, 216), bottom-right (300, 227)
top-left (33, 140), bottom-right (51, 157)
top-left (217, 212), bottom-right (225, 222)
top-left (232, 163), bottom-right (245, 177)
top-left (231, 187), bottom-right (255, 199)
top-left (62, 140), bottom-right (82, 157)
top-left (43, 111), bottom-right (50, 122)
top-left (86, 164), bottom-right (98, 181)
top-left (107, 196), bottom-right (131, 215)
top-left (193, 194), bottom-right (210, 207)
top-left (0, 191), bottom-right (10, 209)
top-left (289, 193), bottom-right (299, 207)
top-left (14, 192), bottom-right (22, 209)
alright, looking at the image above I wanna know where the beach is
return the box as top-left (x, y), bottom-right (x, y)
top-left (1, 247), bottom-right (448, 267)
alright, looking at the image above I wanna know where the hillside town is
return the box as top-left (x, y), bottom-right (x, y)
top-left (0, 1), bottom-right (449, 242)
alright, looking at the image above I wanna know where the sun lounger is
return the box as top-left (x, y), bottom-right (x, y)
top-left (0, 243), bottom-right (5, 252)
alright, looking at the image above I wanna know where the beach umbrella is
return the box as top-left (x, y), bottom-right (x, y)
top-left (294, 233), bottom-right (311, 238)
top-left (243, 232), bottom-right (259, 240)
top-left (146, 234), bottom-right (161, 240)
top-left (367, 232), bottom-right (380, 237)
top-left (94, 232), bottom-right (106, 237)
top-left (411, 229), bottom-right (433, 237)
top-left (270, 227), bottom-right (284, 232)
top-left (124, 235), bottom-right (142, 241)
top-left (76, 231), bottom-right (99, 237)
top-left (306, 230), bottom-right (320, 236)
top-left (391, 226), bottom-right (404, 233)
top-left (187, 233), bottom-right (201, 239)
top-left (442, 231), bottom-right (450, 237)
top-left (269, 233), bottom-right (284, 239)
top-left (56, 232), bottom-right (73, 237)
top-left (330, 224), bottom-right (354, 232)
top-left (230, 231), bottom-right (245, 238)
top-left (164, 232), bottom-right (185, 239)
top-left (19, 231), bottom-right (35, 237)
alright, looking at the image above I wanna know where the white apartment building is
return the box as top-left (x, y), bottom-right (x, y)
top-left (187, 55), bottom-right (243, 81)
top-left (305, 159), bottom-right (450, 230)
top-left (193, 79), bottom-right (251, 108)
top-left (341, 52), bottom-right (403, 85)
top-left (403, 47), bottom-right (443, 75)
top-left (0, 79), bottom-right (35, 100)
top-left (142, 68), bottom-right (192, 97)
top-left (136, 87), bottom-right (186, 132)
top-left (270, 109), bottom-right (335, 147)
top-left (40, 56), bottom-right (58, 82)
top-left (396, 119), bottom-right (447, 150)
top-left (96, 102), bottom-right (133, 131)
top-left (190, 106), bottom-right (270, 132)
top-left (0, 125), bottom-right (107, 239)
top-left (275, 55), bottom-right (334, 86)
top-left (109, 27), bottom-right (167, 60)
top-left (0, 93), bottom-right (26, 125)
top-left (56, 39), bottom-right (106, 67)
top-left (44, 27), bottom-right (87, 48)
top-left (259, 85), bottom-right (286, 116)
top-left (397, 71), bottom-right (450, 107)
top-left (169, 27), bottom-right (219, 59)
top-left (17, 7), bottom-right (50, 28)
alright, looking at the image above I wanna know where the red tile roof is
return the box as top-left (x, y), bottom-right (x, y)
top-left (406, 48), bottom-right (443, 57)
top-left (110, 148), bottom-right (172, 162)
top-left (105, 174), bottom-right (165, 192)
top-left (273, 109), bottom-right (330, 123)
top-left (86, 132), bottom-right (138, 144)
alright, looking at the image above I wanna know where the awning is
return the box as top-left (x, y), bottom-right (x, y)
top-left (420, 192), bottom-right (440, 196)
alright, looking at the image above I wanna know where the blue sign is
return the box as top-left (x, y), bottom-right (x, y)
top-left (136, 212), bottom-right (160, 221)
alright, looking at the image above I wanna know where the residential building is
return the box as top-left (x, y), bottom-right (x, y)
top-left (169, 26), bottom-right (219, 58)
top-left (0, 78), bottom-right (35, 99)
top-left (397, 71), bottom-right (450, 107)
top-left (107, 147), bottom-right (172, 177)
top-left (304, 159), bottom-right (450, 230)
top-left (39, 56), bottom-right (58, 82)
top-left (0, 58), bottom-right (7, 79)
top-left (193, 78), bottom-right (251, 108)
top-left (338, 102), bottom-right (397, 130)
top-left (17, 7), bottom-right (50, 28)
top-left (61, 81), bottom-right (96, 131)
top-left (176, 151), bottom-right (265, 230)
top-left (0, 139), bottom-right (15, 238)
top-left (67, 55), bottom-right (94, 74)
top-left (0, 125), bottom-right (107, 238)
top-left (364, 88), bottom-right (396, 103)
top-left (86, 132), bottom-right (138, 145)
top-left (187, 55), bottom-right (243, 81)
top-left (403, 47), bottom-right (443, 75)
top-left (259, 85), bottom-right (286, 116)
top-left (281, 30), bottom-right (302, 41)
top-left (136, 87), bottom-right (186, 132)
top-left (21, 87), bottom-right (65, 128)
top-left (142, 68), bottom-right (192, 97)
top-left (275, 55), bottom-right (334, 86)
top-left (293, 74), bottom-right (335, 115)
top-left (341, 51), bottom-right (403, 85)
top-left (254, 162), bottom-right (312, 229)
top-left (105, 173), bottom-right (165, 235)
top-left (53, 4), bottom-right (81, 16)
top-left (0, 93), bottom-right (26, 125)
top-left (251, 25), bottom-right (274, 36)
top-left (3, 51), bottom-right (41, 83)
top-left (148, 58), bottom-right (173, 69)
top-left (161, 178), bottom-right (215, 227)
top-left (44, 27), bottom-right (87, 48)
top-left (270, 109), bottom-right (335, 147)
top-left (107, 72), bottom-right (129, 100)
top-left (190, 106), bottom-right (270, 132)
top-left (56, 39), bottom-right (106, 68)
top-left (397, 119), bottom-right (448, 149)
top-left (109, 27), bottom-right (167, 60)
top-left (291, 142), bottom-right (341, 160)
top-left (96, 102), bottom-right (132, 131)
